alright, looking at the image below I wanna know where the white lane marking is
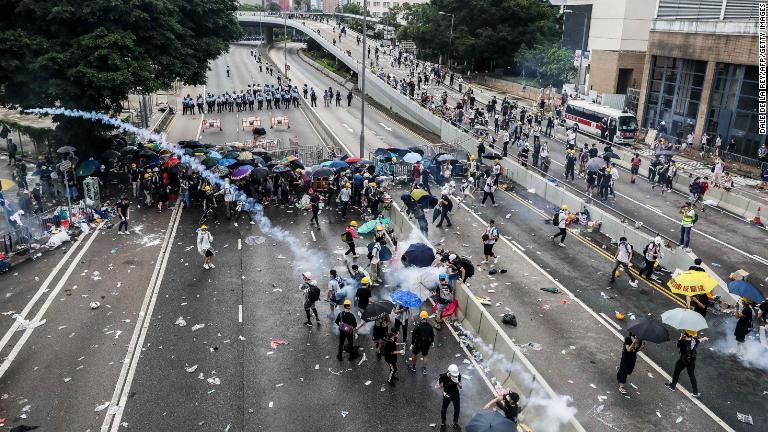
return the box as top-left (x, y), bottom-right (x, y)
top-left (545, 155), bottom-right (765, 266)
top-left (510, 240), bottom-right (525, 251)
top-left (102, 206), bottom-right (183, 432)
top-left (599, 313), bottom-right (623, 330)
top-left (310, 230), bottom-right (317, 242)
top-left (239, 305), bottom-right (243, 323)
top-left (378, 122), bottom-right (392, 131)
top-left (342, 123), bottom-right (353, 133)
top-left (0, 223), bottom-right (104, 379)
top-left (457, 200), bottom-right (735, 431)
top-left (238, 239), bottom-right (242, 250)
top-left (0, 230), bottom-right (89, 354)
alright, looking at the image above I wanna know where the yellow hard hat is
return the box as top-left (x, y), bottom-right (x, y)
top-left (361, 276), bottom-right (370, 285)
top-left (295, 168), bottom-right (302, 174)
top-left (419, 311), bottom-right (429, 319)
top-left (392, 157), bottom-right (397, 162)
top-left (350, 221), bottom-right (358, 227)
top-left (470, 155), bottom-right (476, 160)
top-left (615, 312), bottom-right (625, 320)
top-left (345, 183), bottom-right (351, 188)
top-left (375, 225), bottom-right (384, 231)
top-left (200, 225), bottom-right (208, 230)
top-left (343, 299), bottom-right (352, 306)
top-left (495, 160), bottom-right (500, 164)
top-left (143, 173), bottom-right (150, 179)
top-left (202, 185), bottom-right (211, 191)
top-left (561, 204), bottom-right (568, 211)
top-left (369, 182), bottom-right (377, 187)
top-left (685, 330), bottom-right (698, 337)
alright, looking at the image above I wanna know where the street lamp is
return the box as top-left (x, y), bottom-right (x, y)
top-left (438, 11), bottom-right (454, 68)
top-left (359, 0), bottom-right (368, 158)
top-left (284, 12), bottom-right (288, 78)
top-left (564, 9), bottom-right (588, 95)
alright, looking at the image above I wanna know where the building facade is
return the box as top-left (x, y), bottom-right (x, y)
top-left (350, 0), bottom-right (428, 17)
top-left (636, 0), bottom-right (762, 157)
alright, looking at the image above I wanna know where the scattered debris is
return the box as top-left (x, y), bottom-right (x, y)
top-left (206, 377), bottom-right (221, 385)
top-left (95, 402), bottom-right (111, 412)
top-left (270, 339), bottom-right (287, 349)
top-left (736, 413), bottom-right (753, 425)
top-left (540, 287), bottom-right (559, 294)
top-left (175, 317), bottom-right (187, 327)
top-left (191, 323), bottom-right (205, 332)
top-left (185, 365), bottom-right (198, 373)
top-left (341, 411), bottom-right (349, 418)
top-left (89, 302), bottom-right (101, 310)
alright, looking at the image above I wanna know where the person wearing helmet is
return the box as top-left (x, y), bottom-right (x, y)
top-left (355, 276), bottom-right (372, 312)
top-left (335, 299), bottom-right (359, 361)
top-left (483, 388), bottom-right (520, 423)
top-left (338, 182), bottom-right (351, 219)
top-left (438, 364), bottom-right (463, 429)
top-left (369, 237), bottom-right (385, 285)
top-left (300, 272), bottom-right (321, 327)
top-left (388, 157), bottom-right (397, 181)
top-left (409, 310), bottom-right (435, 374)
top-left (342, 221), bottom-right (360, 258)
top-left (196, 225), bottom-right (215, 269)
top-left (373, 225), bottom-right (387, 245)
top-left (551, 204), bottom-right (568, 247)
top-left (665, 330), bottom-right (700, 397)
top-left (202, 184), bottom-right (219, 223)
top-left (641, 236), bottom-right (662, 279)
top-left (433, 275), bottom-right (453, 329)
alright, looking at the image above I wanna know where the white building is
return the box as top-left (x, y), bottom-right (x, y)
top-left (352, 0), bottom-right (429, 18)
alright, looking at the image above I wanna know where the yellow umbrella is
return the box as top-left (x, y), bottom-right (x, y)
top-left (0, 178), bottom-right (17, 191)
top-left (410, 188), bottom-right (429, 201)
top-left (668, 270), bottom-right (718, 296)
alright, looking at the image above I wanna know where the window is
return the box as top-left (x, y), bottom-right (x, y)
top-left (373, 1), bottom-right (380, 5)
top-left (618, 116), bottom-right (638, 131)
top-left (642, 56), bottom-right (705, 136)
top-left (383, 1), bottom-right (390, 5)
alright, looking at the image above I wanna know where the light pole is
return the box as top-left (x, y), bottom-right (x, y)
top-left (284, 12), bottom-right (288, 78)
top-left (359, 0), bottom-right (367, 158)
top-left (438, 11), bottom-right (454, 68)
top-left (564, 9), bottom-right (588, 95)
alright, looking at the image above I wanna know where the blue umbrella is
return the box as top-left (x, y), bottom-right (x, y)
top-left (390, 290), bottom-right (423, 308)
top-left (320, 160), bottom-right (349, 169)
top-left (218, 158), bottom-right (237, 167)
top-left (207, 150), bottom-right (223, 159)
top-left (402, 243), bottom-right (435, 268)
top-left (465, 410), bottom-right (517, 432)
top-left (728, 280), bottom-right (765, 303)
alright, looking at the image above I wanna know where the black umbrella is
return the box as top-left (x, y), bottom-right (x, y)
top-left (120, 146), bottom-right (138, 154)
top-left (272, 165), bottom-right (291, 174)
top-left (432, 207), bottom-right (442, 223)
top-left (138, 148), bottom-right (156, 157)
top-left (603, 151), bottom-right (620, 160)
top-left (624, 317), bottom-right (669, 344)
top-left (311, 167), bottom-right (333, 178)
top-left (361, 300), bottom-right (395, 322)
top-left (56, 145), bottom-right (76, 154)
top-left (465, 411), bottom-right (517, 432)
top-left (482, 151), bottom-right (503, 160)
top-left (252, 167), bottom-right (270, 179)
top-left (252, 156), bottom-right (266, 167)
top-left (102, 149), bottom-right (121, 160)
top-left (585, 157), bottom-right (606, 172)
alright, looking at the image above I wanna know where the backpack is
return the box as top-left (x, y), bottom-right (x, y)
top-left (308, 284), bottom-right (321, 302)
top-left (341, 231), bottom-right (351, 242)
top-left (456, 257), bottom-right (475, 279)
top-left (444, 198), bottom-right (453, 212)
top-left (552, 211), bottom-right (559, 226)
top-left (438, 285), bottom-right (453, 304)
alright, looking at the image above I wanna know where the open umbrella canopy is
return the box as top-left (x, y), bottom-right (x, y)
top-left (76, 159), bottom-right (100, 177)
top-left (345, 156), bottom-right (362, 164)
top-left (224, 151), bottom-right (241, 159)
top-left (354, 159), bottom-right (373, 166)
top-left (252, 167), bottom-right (270, 179)
top-left (661, 308), bottom-right (709, 331)
top-left (390, 290), bottom-right (423, 308)
top-left (201, 157), bottom-right (220, 168)
top-left (102, 149), bottom-right (121, 160)
top-left (272, 165), bottom-right (291, 174)
top-left (586, 157), bottom-right (606, 172)
top-left (728, 280), bottom-right (765, 303)
top-left (311, 167), bottom-right (333, 178)
top-left (56, 145), bottom-right (76, 154)
top-left (218, 158), bottom-right (237, 167)
top-left (357, 217), bottom-right (391, 234)
top-left (231, 165), bottom-right (254, 180)
top-left (320, 160), bottom-right (349, 169)
top-left (410, 188), bottom-right (430, 201)
top-left (402, 243), bottom-right (435, 268)
top-left (207, 150), bottom-right (223, 159)
top-left (120, 145), bottom-right (138, 154)
top-left (361, 300), bottom-right (395, 322)
top-left (465, 411), bottom-right (517, 432)
top-left (667, 270), bottom-right (718, 296)
top-left (624, 317), bottom-right (670, 343)
top-left (192, 147), bottom-right (210, 155)
top-left (365, 242), bottom-right (392, 261)
top-left (138, 148), bottom-right (156, 157)
top-left (238, 151), bottom-right (253, 160)
top-left (163, 157), bottom-right (181, 168)
top-left (482, 151), bottom-right (503, 160)
top-left (374, 148), bottom-right (396, 158)
top-left (403, 152), bottom-right (423, 164)
top-left (252, 156), bottom-right (266, 167)
top-left (211, 166), bottom-right (230, 177)
top-left (603, 151), bottom-right (620, 160)
top-left (289, 159), bottom-right (305, 170)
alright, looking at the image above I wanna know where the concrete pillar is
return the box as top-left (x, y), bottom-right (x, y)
top-left (635, 53), bottom-right (653, 128)
top-left (264, 26), bottom-right (274, 45)
top-left (693, 61), bottom-right (716, 144)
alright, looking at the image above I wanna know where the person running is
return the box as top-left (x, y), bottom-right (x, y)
top-left (196, 225), bottom-right (215, 269)
top-left (480, 175), bottom-right (496, 207)
top-left (373, 314), bottom-right (391, 358)
top-left (355, 276), bottom-right (372, 314)
top-left (342, 221), bottom-right (360, 257)
top-left (307, 189), bottom-right (321, 229)
top-left (679, 201), bottom-right (696, 250)
top-left (438, 364), bottom-right (462, 431)
top-left (383, 331), bottom-right (404, 386)
top-left (629, 153), bottom-right (641, 184)
top-left (435, 194), bottom-right (453, 228)
top-left (617, 333), bottom-right (643, 395)
top-left (409, 311), bottom-right (435, 374)
top-left (300, 272), bottom-right (321, 327)
top-left (479, 220), bottom-right (500, 264)
top-left (665, 330), bottom-right (701, 397)
top-left (609, 237), bottom-right (639, 287)
top-left (327, 269), bottom-right (345, 314)
top-left (335, 299), bottom-right (359, 361)
top-left (116, 196), bottom-right (131, 235)
top-left (640, 236), bottom-right (662, 279)
top-left (550, 205), bottom-right (568, 247)
top-left (482, 390), bottom-right (520, 423)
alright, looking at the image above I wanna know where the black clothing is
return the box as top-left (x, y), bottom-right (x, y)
top-left (617, 336), bottom-right (641, 384)
top-left (356, 286), bottom-right (371, 309)
top-left (734, 305), bottom-right (753, 342)
top-left (439, 373), bottom-right (461, 396)
top-left (383, 339), bottom-right (398, 364)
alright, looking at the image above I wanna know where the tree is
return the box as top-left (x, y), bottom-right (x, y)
top-left (397, 0), bottom-right (561, 72)
top-left (515, 42), bottom-right (575, 88)
top-left (0, 0), bottom-right (242, 153)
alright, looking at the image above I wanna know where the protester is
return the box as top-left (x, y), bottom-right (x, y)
top-left (196, 225), bottom-right (214, 269)
top-left (482, 389), bottom-right (519, 423)
top-left (300, 272), bottom-right (321, 327)
top-left (665, 330), bottom-right (701, 397)
top-left (409, 311), bottom-right (435, 374)
top-left (342, 221), bottom-right (360, 257)
top-left (383, 331), bottom-right (405, 386)
top-left (335, 299), bottom-right (358, 361)
top-left (438, 364), bottom-right (462, 430)
top-left (481, 219), bottom-right (499, 264)
top-left (640, 236), bottom-right (662, 279)
top-left (609, 237), bottom-right (639, 287)
top-left (550, 204), bottom-right (568, 247)
top-left (116, 196), bottom-right (131, 235)
top-left (617, 333), bottom-right (643, 395)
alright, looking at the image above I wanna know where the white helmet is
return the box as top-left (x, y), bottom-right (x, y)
top-left (448, 364), bottom-right (460, 376)
top-left (654, 236), bottom-right (662, 245)
top-left (448, 253), bottom-right (457, 262)
top-left (302, 272), bottom-right (312, 280)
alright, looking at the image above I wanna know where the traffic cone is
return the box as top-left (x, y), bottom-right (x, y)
top-left (753, 207), bottom-right (762, 225)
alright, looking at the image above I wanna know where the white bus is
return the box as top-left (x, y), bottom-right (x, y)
top-left (562, 100), bottom-right (639, 145)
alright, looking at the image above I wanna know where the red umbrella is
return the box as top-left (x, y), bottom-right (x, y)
top-left (345, 156), bottom-right (362, 163)
top-left (163, 157), bottom-right (181, 168)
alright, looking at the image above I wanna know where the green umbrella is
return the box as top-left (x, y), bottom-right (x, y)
top-left (201, 157), bottom-right (220, 168)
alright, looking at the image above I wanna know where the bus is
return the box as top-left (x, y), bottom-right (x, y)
top-left (562, 100), bottom-right (639, 145)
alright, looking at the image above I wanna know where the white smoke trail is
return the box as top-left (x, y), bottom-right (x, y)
top-left (709, 316), bottom-right (768, 372)
top-left (456, 323), bottom-right (578, 432)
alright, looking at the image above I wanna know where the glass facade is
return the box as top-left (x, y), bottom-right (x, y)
top-left (705, 64), bottom-right (765, 157)
top-left (643, 56), bottom-right (707, 138)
